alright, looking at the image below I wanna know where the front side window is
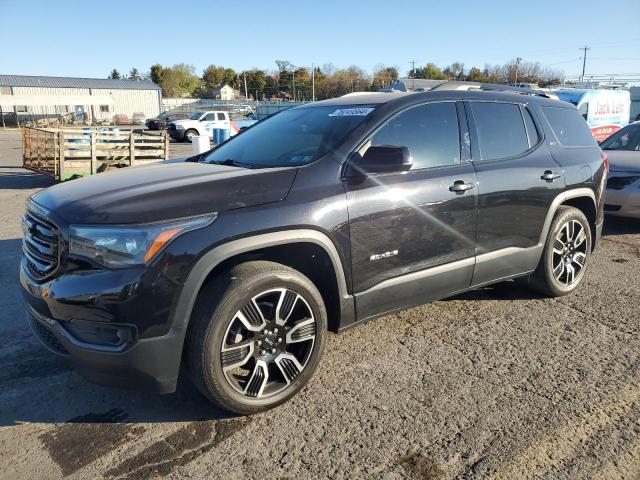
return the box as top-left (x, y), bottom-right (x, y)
top-left (203, 113), bottom-right (217, 121)
top-left (366, 102), bottom-right (460, 170)
top-left (470, 102), bottom-right (529, 160)
top-left (543, 107), bottom-right (597, 147)
top-left (203, 104), bottom-right (377, 168)
top-left (601, 124), bottom-right (640, 151)
top-left (578, 102), bottom-right (589, 120)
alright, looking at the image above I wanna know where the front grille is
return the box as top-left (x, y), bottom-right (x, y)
top-left (607, 176), bottom-right (640, 190)
top-left (22, 208), bottom-right (60, 280)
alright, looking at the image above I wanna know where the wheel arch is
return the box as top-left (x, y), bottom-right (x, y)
top-left (538, 188), bottom-right (597, 251)
top-left (172, 230), bottom-right (354, 334)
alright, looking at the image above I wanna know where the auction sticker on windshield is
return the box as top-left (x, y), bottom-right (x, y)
top-left (329, 107), bottom-right (375, 117)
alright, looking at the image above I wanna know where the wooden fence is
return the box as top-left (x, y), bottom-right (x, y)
top-left (22, 127), bottom-right (170, 181)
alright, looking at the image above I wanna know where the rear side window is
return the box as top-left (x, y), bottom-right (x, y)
top-left (217, 112), bottom-right (226, 121)
top-left (470, 102), bottom-right (529, 160)
top-left (542, 107), bottom-right (597, 147)
top-left (369, 102), bottom-right (460, 170)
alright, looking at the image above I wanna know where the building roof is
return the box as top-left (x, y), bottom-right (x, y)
top-left (0, 75), bottom-right (161, 91)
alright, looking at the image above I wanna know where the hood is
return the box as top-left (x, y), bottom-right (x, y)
top-left (170, 118), bottom-right (192, 125)
top-left (32, 162), bottom-right (297, 224)
top-left (605, 150), bottom-right (640, 173)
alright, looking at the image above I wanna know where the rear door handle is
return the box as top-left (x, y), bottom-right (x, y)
top-left (449, 180), bottom-right (474, 192)
top-left (541, 170), bottom-right (561, 182)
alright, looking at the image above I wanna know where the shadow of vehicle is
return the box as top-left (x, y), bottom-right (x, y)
top-left (603, 215), bottom-right (640, 236)
top-left (0, 167), bottom-right (56, 190)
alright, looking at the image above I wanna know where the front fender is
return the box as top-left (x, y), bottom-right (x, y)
top-left (171, 229), bottom-right (355, 331)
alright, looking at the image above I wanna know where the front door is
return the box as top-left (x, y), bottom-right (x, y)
top-left (345, 101), bottom-right (478, 319)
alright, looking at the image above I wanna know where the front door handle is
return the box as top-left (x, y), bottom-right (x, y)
top-left (449, 180), bottom-right (474, 192)
top-left (541, 170), bottom-right (561, 182)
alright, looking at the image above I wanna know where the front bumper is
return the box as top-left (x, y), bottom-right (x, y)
top-left (26, 305), bottom-right (185, 393)
top-left (168, 128), bottom-right (185, 141)
top-left (604, 177), bottom-right (640, 219)
top-left (20, 261), bottom-right (186, 393)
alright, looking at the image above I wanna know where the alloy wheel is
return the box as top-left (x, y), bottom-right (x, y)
top-left (552, 219), bottom-right (588, 286)
top-left (220, 288), bottom-right (316, 399)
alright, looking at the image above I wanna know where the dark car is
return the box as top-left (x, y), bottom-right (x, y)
top-left (21, 88), bottom-right (606, 415)
top-left (146, 111), bottom-right (188, 130)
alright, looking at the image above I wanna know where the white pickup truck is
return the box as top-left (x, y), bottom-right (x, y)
top-left (167, 111), bottom-right (232, 142)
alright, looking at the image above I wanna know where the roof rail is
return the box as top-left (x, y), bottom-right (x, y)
top-left (430, 81), bottom-right (557, 99)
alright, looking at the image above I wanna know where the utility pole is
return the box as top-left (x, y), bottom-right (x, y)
top-left (243, 73), bottom-right (248, 99)
top-left (515, 57), bottom-right (522, 85)
top-left (292, 70), bottom-right (295, 101)
top-left (409, 60), bottom-right (416, 91)
top-left (580, 45), bottom-right (591, 83)
top-left (312, 63), bottom-right (315, 102)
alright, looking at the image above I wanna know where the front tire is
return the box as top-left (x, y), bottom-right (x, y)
top-left (184, 129), bottom-right (198, 143)
top-left (186, 261), bottom-right (327, 415)
top-left (530, 206), bottom-right (591, 297)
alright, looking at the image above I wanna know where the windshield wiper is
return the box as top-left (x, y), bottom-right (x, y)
top-left (210, 158), bottom-right (256, 169)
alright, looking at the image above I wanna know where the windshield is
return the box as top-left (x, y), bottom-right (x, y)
top-left (190, 112), bottom-right (203, 120)
top-left (202, 105), bottom-right (377, 168)
top-left (601, 124), bottom-right (640, 151)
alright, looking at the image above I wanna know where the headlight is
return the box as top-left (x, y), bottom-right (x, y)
top-left (69, 214), bottom-right (215, 268)
top-left (174, 124), bottom-right (185, 130)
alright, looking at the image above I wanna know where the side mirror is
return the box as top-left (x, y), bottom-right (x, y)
top-left (346, 145), bottom-right (413, 178)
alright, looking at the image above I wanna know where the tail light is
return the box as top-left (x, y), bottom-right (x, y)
top-left (600, 150), bottom-right (609, 174)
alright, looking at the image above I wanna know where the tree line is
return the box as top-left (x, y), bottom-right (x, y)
top-left (107, 59), bottom-right (563, 100)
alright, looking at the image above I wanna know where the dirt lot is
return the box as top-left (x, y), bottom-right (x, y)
top-left (0, 128), bottom-right (638, 480)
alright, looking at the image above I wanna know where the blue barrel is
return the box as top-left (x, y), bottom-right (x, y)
top-left (212, 128), bottom-right (230, 144)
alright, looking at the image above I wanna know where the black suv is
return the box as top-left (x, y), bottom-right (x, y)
top-left (146, 111), bottom-right (188, 130)
top-left (21, 88), bottom-right (606, 414)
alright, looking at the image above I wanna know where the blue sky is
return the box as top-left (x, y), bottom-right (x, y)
top-left (1, 0), bottom-right (638, 79)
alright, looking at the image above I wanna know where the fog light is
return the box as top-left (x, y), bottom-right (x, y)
top-left (64, 320), bottom-right (136, 348)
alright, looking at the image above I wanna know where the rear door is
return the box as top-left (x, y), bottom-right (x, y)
top-left (345, 101), bottom-right (478, 319)
top-left (466, 100), bottom-right (564, 285)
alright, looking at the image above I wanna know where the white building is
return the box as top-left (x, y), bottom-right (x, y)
top-left (211, 84), bottom-right (240, 101)
top-left (0, 75), bottom-right (162, 125)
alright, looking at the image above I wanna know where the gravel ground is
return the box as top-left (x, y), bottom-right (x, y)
top-left (0, 128), bottom-right (638, 480)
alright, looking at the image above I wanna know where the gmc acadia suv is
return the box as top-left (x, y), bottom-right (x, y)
top-left (21, 88), bottom-right (607, 414)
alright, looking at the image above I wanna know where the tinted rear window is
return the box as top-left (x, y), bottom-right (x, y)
top-left (542, 107), bottom-right (596, 147)
top-left (470, 102), bottom-right (529, 160)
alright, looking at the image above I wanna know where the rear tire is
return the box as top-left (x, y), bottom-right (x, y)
top-left (185, 261), bottom-right (327, 415)
top-left (529, 206), bottom-right (591, 297)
